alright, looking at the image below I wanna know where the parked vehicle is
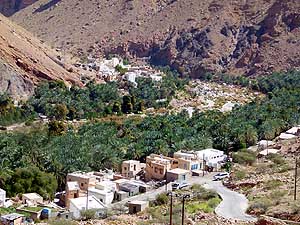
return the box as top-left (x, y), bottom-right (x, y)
top-left (172, 182), bottom-right (189, 190)
top-left (155, 180), bottom-right (167, 188)
top-left (213, 172), bottom-right (230, 181)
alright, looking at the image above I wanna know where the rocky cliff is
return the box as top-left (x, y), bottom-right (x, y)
top-left (11, 0), bottom-right (300, 77)
top-left (0, 14), bottom-right (82, 100)
top-left (0, 0), bottom-right (38, 16)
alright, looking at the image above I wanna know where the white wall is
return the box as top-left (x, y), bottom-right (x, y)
top-left (0, 189), bottom-right (6, 207)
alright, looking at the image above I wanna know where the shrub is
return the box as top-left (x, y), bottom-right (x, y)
top-left (153, 193), bottom-right (169, 206)
top-left (247, 202), bottom-right (269, 215)
top-left (264, 179), bottom-right (282, 189)
top-left (80, 209), bottom-right (97, 220)
top-left (233, 151), bottom-right (256, 165)
top-left (266, 153), bottom-right (285, 165)
top-left (49, 219), bottom-right (77, 225)
top-left (235, 170), bottom-right (246, 180)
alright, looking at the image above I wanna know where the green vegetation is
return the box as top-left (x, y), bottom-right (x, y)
top-left (0, 167), bottom-right (57, 200)
top-left (232, 151), bottom-right (256, 165)
top-left (1, 71), bottom-right (300, 194)
top-left (186, 197), bottom-right (221, 214)
top-left (235, 170), bottom-right (247, 180)
top-left (49, 219), bottom-right (78, 225)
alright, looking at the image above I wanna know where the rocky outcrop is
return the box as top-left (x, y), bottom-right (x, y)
top-left (0, 14), bottom-right (82, 100)
top-left (0, 59), bottom-right (34, 98)
top-left (11, 0), bottom-right (300, 77)
top-left (0, 0), bottom-right (38, 16)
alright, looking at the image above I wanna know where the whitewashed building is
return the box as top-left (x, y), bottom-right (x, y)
top-left (69, 196), bottom-right (106, 219)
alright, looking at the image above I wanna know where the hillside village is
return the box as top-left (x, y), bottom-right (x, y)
top-left (1, 124), bottom-right (300, 224)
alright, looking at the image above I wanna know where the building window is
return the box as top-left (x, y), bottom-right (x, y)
top-left (124, 167), bottom-right (127, 171)
top-left (81, 183), bottom-right (84, 187)
top-left (134, 165), bottom-right (136, 171)
top-left (154, 167), bottom-right (158, 173)
top-left (160, 169), bottom-right (163, 174)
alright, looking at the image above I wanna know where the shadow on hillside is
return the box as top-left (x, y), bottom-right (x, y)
top-left (33, 0), bottom-right (61, 14)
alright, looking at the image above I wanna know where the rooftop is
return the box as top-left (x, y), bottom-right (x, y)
top-left (67, 181), bottom-right (80, 191)
top-left (0, 213), bottom-right (25, 221)
top-left (70, 196), bottom-right (105, 210)
top-left (22, 193), bottom-right (43, 200)
top-left (122, 160), bottom-right (140, 164)
top-left (128, 200), bottom-right (148, 205)
top-left (167, 168), bottom-right (189, 175)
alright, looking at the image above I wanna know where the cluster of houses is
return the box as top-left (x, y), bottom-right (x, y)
top-left (0, 148), bottom-right (227, 224)
top-left (75, 57), bottom-right (163, 86)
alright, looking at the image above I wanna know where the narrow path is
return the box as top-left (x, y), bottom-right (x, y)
top-left (204, 181), bottom-right (257, 222)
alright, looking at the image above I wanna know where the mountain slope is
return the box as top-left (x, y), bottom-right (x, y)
top-left (0, 14), bottom-right (82, 99)
top-left (12, 0), bottom-right (300, 77)
top-left (0, 0), bottom-right (38, 16)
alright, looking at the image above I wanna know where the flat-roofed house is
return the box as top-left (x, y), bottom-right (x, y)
top-left (174, 151), bottom-right (202, 171)
top-left (166, 168), bottom-right (190, 183)
top-left (145, 154), bottom-right (179, 181)
top-left (67, 172), bottom-right (97, 191)
top-left (22, 193), bottom-right (43, 206)
top-left (122, 160), bottom-right (142, 178)
top-left (65, 181), bottom-right (80, 208)
top-left (195, 149), bottom-right (226, 170)
top-left (69, 196), bottom-right (106, 219)
top-left (0, 213), bottom-right (25, 225)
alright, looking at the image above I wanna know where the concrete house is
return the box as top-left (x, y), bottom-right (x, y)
top-left (69, 196), bottom-right (106, 220)
top-left (121, 160), bottom-right (142, 178)
top-left (22, 193), bottom-right (43, 206)
top-left (67, 172), bottom-right (97, 191)
top-left (65, 181), bottom-right (80, 208)
top-left (88, 188), bottom-right (114, 205)
top-left (0, 213), bottom-right (25, 225)
top-left (119, 183), bottom-right (139, 196)
top-left (174, 151), bottom-right (202, 171)
top-left (0, 188), bottom-right (6, 207)
top-left (166, 168), bottom-right (190, 183)
top-left (145, 154), bottom-right (179, 181)
top-left (128, 201), bottom-right (149, 214)
top-left (195, 149), bottom-right (226, 170)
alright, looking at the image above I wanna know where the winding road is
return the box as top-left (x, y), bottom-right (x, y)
top-left (204, 180), bottom-right (257, 222)
top-left (109, 173), bottom-right (256, 222)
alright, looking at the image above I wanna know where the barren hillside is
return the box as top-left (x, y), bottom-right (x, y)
top-left (0, 13), bottom-right (82, 99)
top-left (0, 0), bottom-right (38, 16)
top-left (11, 0), bottom-right (300, 77)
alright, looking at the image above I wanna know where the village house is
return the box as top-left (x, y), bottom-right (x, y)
top-left (194, 149), bottom-right (226, 171)
top-left (128, 201), bottom-right (149, 214)
top-left (166, 168), bottom-right (190, 183)
top-left (22, 193), bottom-right (43, 206)
top-left (145, 154), bottom-right (179, 181)
top-left (67, 172), bottom-right (97, 191)
top-left (121, 160), bottom-right (143, 178)
top-left (0, 188), bottom-right (6, 207)
top-left (65, 181), bottom-right (81, 208)
top-left (69, 196), bottom-right (106, 220)
top-left (0, 213), bottom-right (26, 225)
top-left (174, 151), bottom-right (202, 171)
top-left (119, 183), bottom-right (139, 197)
top-left (88, 188), bottom-right (114, 205)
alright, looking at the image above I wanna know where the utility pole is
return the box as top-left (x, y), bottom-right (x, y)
top-left (167, 192), bottom-right (174, 225)
top-left (295, 157), bottom-right (298, 201)
top-left (202, 153), bottom-right (205, 177)
top-left (181, 194), bottom-right (190, 225)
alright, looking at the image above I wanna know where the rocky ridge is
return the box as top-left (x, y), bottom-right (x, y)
top-left (0, 14), bottom-right (82, 99)
top-left (11, 0), bottom-right (300, 77)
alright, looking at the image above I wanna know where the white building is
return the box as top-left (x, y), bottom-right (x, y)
top-left (69, 196), bottom-right (106, 219)
top-left (195, 149), bottom-right (226, 169)
top-left (88, 188), bottom-right (114, 205)
top-left (22, 193), bottom-right (43, 206)
top-left (0, 189), bottom-right (6, 207)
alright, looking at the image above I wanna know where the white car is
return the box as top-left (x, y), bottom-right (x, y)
top-left (213, 172), bottom-right (230, 181)
top-left (172, 182), bottom-right (189, 190)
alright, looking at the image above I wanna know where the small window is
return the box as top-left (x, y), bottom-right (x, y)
top-left (81, 183), bottom-right (84, 187)
top-left (134, 165), bottom-right (136, 171)
top-left (160, 169), bottom-right (163, 174)
top-left (124, 167), bottom-right (127, 171)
